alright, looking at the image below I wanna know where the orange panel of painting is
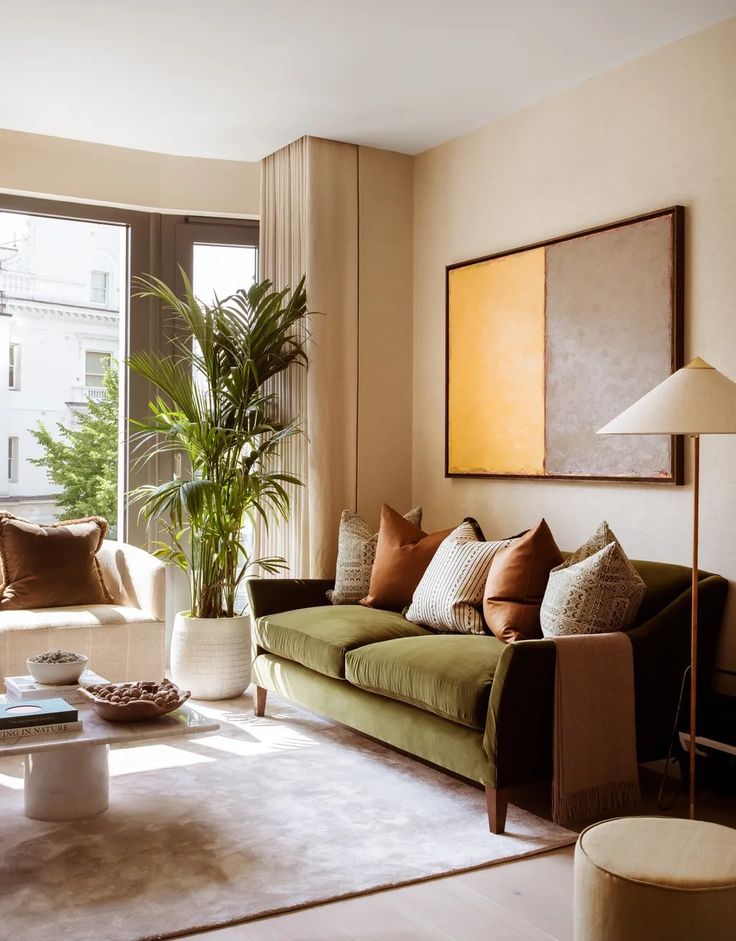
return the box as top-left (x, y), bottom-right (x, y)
top-left (448, 248), bottom-right (546, 475)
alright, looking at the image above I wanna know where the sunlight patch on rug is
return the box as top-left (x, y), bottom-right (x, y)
top-left (109, 743), bottom-right (214, 776)
top-left (0, 692), bottom-right (576, 941)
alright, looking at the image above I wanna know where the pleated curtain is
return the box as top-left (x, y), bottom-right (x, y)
top-left (255, 136), bottom-right (359, 578)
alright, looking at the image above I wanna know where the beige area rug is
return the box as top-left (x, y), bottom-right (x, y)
top-left (0, 692), bottom-right (575, 941)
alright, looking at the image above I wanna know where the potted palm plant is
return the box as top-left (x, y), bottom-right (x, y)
top-left (127, 273), bottom-right (309, 699)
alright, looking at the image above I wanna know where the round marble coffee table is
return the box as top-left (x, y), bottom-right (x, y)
top-left (0, 703), bottom-right (219, 820)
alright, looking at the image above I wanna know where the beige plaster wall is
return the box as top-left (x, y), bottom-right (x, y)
top-left (0, 129), bottom-right (259, 215)
top-left (412, 17), bottom-right (736, 683)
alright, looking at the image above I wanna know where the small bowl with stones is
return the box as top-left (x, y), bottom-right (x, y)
top-left (80, 679), bottom-right (191, 722)
top-left (28, 650), bottom-right (88, 686)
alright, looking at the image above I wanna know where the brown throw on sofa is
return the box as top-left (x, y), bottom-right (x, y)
top-left (551, 632), bottom-right (641, 825)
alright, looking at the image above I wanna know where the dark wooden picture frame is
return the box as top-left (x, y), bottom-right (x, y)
top-left (445, 206), bottom-right (684, 484)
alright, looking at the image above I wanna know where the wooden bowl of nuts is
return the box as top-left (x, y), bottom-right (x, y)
top-left (80, 679), bottom-right (191, 722)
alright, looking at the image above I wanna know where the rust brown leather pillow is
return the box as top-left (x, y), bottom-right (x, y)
top-left (361, 504), bottom-right (452, 611)
top-left (483, 518), bottom-right (563, 643)
top-left (0, 514), bottom-right (113, 610)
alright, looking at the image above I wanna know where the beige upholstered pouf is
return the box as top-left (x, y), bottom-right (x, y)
top-left (574, 816), bottom-right (736, 941)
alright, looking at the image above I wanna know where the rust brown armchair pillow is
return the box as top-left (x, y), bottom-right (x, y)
top-left (483, 518), bottom-right (563, 643)
top-left (0, 514), bottom-right (113, 610)
top-left (361, 504), bottom-right (452, 611)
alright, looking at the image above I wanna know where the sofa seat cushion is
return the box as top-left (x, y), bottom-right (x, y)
top-left (0, 604), bottom-right (160, 632)
top-left (345, 634), bottom-right (506, 730)
top-left (254, 606), bottom-right (430, 679)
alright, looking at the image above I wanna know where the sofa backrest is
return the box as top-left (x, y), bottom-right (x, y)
top-left (97, 540), bottom-right (166, 621)
top-left (559, 552), bottom-right (709, 625)
top-left (631, 559), bottom-right (706, 623)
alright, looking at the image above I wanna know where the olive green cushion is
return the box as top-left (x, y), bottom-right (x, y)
top-left (254, 605), bottom-right (430, 679)
top-left (253, 652), bottom-right (495, 786)
top-left (345, 634), bottom-right (506, 730)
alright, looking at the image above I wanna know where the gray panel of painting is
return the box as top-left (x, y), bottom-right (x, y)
top-left (545, 216), bottom-right (673, 478)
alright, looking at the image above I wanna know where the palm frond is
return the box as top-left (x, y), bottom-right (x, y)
top-left (127, 275), bottom-right (311, 618)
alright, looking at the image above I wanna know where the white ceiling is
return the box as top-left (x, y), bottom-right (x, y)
top-left (2, 0), bottom-right (736, 162)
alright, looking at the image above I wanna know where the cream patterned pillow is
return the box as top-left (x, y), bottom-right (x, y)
top-left (328, 507), bottom-right (422, 604)
top-left (406, 520), bottom-right (514, 634)
top-left (540, 522), bottom-right (645, 637)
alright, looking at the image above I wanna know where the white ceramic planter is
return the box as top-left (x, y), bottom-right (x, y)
top-left (170, 613), bottom-right (251, 700)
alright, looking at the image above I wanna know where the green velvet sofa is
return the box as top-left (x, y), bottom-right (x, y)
top-left (247, 560), bottom-right (727, 834)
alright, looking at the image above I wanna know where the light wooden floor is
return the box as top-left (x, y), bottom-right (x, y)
top-left (177, 846), bottom-right (575, 941)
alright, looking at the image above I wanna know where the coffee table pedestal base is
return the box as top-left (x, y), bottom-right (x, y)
top-left (24, 744), bottom-right (110, 821)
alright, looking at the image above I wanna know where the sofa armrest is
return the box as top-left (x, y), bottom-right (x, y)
top-left (483, 573), bottom-right (729, 789)
top-left (628, 573), bottom-right (728, 761)
top-left (483, 638), bottom-right (557, 790)
top-left (98, 540), bottom-right (167, 622)
top-left (246, 578), bottom-right (335, 621)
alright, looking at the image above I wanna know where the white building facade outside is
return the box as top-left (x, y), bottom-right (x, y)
top-left (0, 213), bottom-right (123, 522)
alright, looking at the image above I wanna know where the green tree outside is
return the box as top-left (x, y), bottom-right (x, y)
top-left (30, 367), bottom-right (119, 535)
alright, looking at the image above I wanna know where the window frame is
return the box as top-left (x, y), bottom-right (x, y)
top-left (0, 193), bottom-right (153, 544)
top-left (0, 196), bottom-right (259, 544)
top-left (161, 216), bottom-right (259, 295)
top-left (156, 215), bottom-right (260, 493)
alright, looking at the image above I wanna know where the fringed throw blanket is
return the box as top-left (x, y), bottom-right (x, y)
top-left (552, 632), bottom-right (641, 825)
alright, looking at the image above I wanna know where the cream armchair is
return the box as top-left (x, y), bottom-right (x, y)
top-left (0, 540), bottom-right (166, 686)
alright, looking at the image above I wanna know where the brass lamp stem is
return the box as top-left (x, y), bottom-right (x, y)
top-left (690, 433), bottom-right (700, 820)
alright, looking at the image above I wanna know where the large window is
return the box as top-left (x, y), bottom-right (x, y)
top-left (0, 209), bottom-right (125, 530)
top-left (0, 197), bottom-right (257, 544)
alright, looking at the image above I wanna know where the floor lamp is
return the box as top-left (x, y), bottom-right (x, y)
top-left (598, 357), bottom-right (736, 820)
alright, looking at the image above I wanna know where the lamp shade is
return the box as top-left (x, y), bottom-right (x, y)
top-left (598, 358), bottom-right (736, 436)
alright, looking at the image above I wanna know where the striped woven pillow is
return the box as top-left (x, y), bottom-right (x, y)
top-left (406, 520), bottom-right (515, 634)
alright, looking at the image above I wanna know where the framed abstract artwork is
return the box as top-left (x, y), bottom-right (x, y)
top-left (445, 206), bottom-right (684, 483)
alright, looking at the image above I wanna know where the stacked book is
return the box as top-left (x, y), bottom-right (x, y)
top-left (0, 699), bottom-right (82, 740)
top-left (4, 669), bottom-right (108, 705)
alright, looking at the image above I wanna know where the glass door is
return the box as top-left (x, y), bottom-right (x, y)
top-left (164, 218), bottom-right (259, 613)
top-left (192, 241), bottom-right (258, 299)
top-left (163, 217), bottom-right (259, 299)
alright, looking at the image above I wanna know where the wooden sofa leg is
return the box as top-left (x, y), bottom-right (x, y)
top-left (254, 686), bottom-right (267, 717)
top-left (486, 786), bottom-right (509, 834)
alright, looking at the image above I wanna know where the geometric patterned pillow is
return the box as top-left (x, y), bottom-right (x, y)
top-left (540, 522), bottom-right (645, 637)
top-left (405, 519), bottom-right (515, 634)
top-left (565, 521), bottom-right (623, 568)
top-left (327, 507), bottom-right (422, 605)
